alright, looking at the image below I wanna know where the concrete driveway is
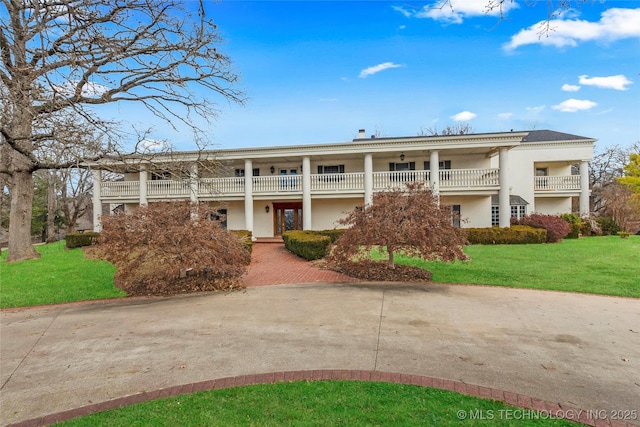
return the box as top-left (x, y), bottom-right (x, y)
top-left (1, 282), bottom-right (639, 426)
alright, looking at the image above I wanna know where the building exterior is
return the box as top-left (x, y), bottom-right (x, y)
top-left (91, 129), bottom-right (595, 237)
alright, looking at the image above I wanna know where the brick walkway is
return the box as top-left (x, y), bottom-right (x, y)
top-left (242, 243), bottom-right (358, 287)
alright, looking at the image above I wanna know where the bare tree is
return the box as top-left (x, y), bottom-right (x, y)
top-left (327, 183), bottom-right (468, 273)
top-left (0, 0), bottom-right (243, 262)
top-left (589, 143), bottom-right (639, 215)
top-left (433, 0), bottom-right (591, 34)
top-left (419, 123), bottom-right (474, 136)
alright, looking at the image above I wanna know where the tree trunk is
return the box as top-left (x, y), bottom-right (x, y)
top-left (7, 170), bottom-right (39, 262)
top-left (46, 170), bottom-right (57, 243)
top-left (387, 248), bottom-right (395, 269)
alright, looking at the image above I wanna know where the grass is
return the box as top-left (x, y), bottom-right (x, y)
top-left (2, 236), bottom-right (638, 308)
top-left (385, 235), bottom-right (640, 298)
top-left (0, 241), bottom-right (126, 308)
top-left (55, 381), bottom-right (579, 426)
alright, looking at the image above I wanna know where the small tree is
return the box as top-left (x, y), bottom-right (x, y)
top-left (328, 183), bottom-right (468, 273)
top-left (618, 153), bottom-right (640, 196)
top-left (93, 201), bottom-right (251, 296)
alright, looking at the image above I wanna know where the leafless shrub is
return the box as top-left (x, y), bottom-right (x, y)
top-left (89, 201), bottom-right (251, 296)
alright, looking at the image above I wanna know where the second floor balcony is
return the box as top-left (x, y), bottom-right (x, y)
top-left (534, 175), bottom-right (581, 192)
top-left (100, 168), bottom-right (504, 200)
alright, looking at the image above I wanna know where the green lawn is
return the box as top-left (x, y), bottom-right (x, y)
top-left (0, 241), bottom-right (126, 308)
top-left (56, 381), bottom-right (579, 426)
top-left (1, 236), bottom-right (638, 308)
top-left (388, 235), bottom-right (640, 298)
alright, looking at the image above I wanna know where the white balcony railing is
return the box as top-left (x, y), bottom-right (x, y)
top-left (147, 180), bottom-right (190, 198)
top-left (311, 173), bottom-right (364, 192)
top-left (372, 170), bottom-right (430, 190)
top-left (535, 175), bottom-right (581, 191)
top-left (440, 168), bottom-right (499, 187)
top-left (99, 168), bottom-right (514, 200)
top-left (100, 180), bottom-right (139, 198)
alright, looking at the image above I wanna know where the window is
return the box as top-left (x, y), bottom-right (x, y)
top-left (317, 165), bottom-right (345, 174)
top-left (491, 206), bottom-right (500, 226)
top-left (449, 204), bottom-right (461, 228)
top-left (511, 205), bottom-right (526, 220)
top-left (425, 160), bottom-right (452, 180)
top-left (151, 171), bottom-right (171, 180)
top-left (491, 204), bottom-right (527, 226)
top-left (207, 208), bottom-right (227, 229)
top-left (535, 167), bottom-right (548, 177)
top-left (424, 160), bottom-right (452, 170)
top-left (234, 168), bottom-right (260, 177)
top-left (389, 162), bottom-right (416, 181)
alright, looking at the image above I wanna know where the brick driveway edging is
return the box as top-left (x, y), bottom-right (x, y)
top-left (8, 370), bottom-right (636, 427)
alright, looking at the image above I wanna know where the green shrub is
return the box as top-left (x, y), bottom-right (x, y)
top-left (231, 230), bottom-right (253, 253)
top-left (597, 217), bottom-right (620, 236)
top-left (466, 226), bottom-right (546, 245)
top-left (560, 213), bottom-right (583, 239)
top-left (65, 232), bottom-right (100, 249)
top-left (314, 229), bottom-right (346, 243)
top-left (282, 230), bottom-right (331, 260)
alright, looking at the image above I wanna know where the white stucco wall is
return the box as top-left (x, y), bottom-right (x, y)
top-left (224, 201), bottom-right (247, 231)
top-left (440, 195), bottom-right (492, 228)
top-left (533, 198), bottom-right (571, 215)
top-left (309, 198), bottom-right (360, 230)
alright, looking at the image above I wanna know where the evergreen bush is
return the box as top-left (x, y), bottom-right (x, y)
top-left (65, 232), bottom-right (100, 249)
top-left (466, 226), bottom-right (546, 245)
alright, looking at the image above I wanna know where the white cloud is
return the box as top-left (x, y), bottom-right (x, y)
top-left (498, 112), bottom-right (513, 120)
top-left (358, 62), bottom-right (404, 78)
top-left (578, 74), bottom-right (632, 90)
top-left (391, 5), bottom-right (411, 18)
top-left (395, 0), bottom-right (518, 24)
top-left (552, 99), bottom-right (597, 112)
top-left (450, 111), bottom-right (477, 121)
top-left (504, 7), bottom-right (640, 51)
top-left (52, 81), bottom-right (110, 97)
top-left (140, 138), bottom-right (168, 152)
top-left (526, 105), bottom-right (546, 113)
top-left (562, 84), bottom-right (581, 92)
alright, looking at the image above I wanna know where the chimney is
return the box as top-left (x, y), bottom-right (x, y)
top-left (358, 129), bottom-right (366, 139)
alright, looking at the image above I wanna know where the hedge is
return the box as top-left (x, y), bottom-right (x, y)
top-left (466, 225), bottom-right (546, 245)
top-left (282, 230), bottom-right (331, 260)
top-left (65, 232), bottom-right (101, 249)
top-left (314, 229), bottom-right (346, 243)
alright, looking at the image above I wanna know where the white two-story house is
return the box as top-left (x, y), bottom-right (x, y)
top-left (90, 129), bottom-right (595, 238)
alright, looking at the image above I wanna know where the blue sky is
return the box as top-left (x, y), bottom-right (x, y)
top-left (132, 1), bottom-right (640, 151)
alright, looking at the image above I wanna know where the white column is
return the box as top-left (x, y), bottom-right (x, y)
top-left (302, 156), bottom-right (312, 230)
top-left (189, 163), bottom-right (199, 204)
top-left (580, 160), bottom-right (590, 216)
top-left (364, 154), bottom-right (373, 206)
top-left (92, 169), bottom-right (102, 232)
top-left (498, 148), bottom-right (511, 228)
top-left (430, 150), bottom-right (440, 201)
top-left (139, 165), bottom-right (148, 206)
top-left (244, 159), bottom-right (254, 233)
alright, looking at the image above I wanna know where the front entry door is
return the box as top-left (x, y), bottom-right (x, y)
top-left (273, 202), bottom-right (303, 236)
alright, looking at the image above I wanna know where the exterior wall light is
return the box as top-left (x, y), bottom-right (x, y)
top-left (270, 166), bottom-right (275, 174)
top-left (265, 205), bottom-right (270, 213)
top-left (400, 153), bottom-right (405, 161)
